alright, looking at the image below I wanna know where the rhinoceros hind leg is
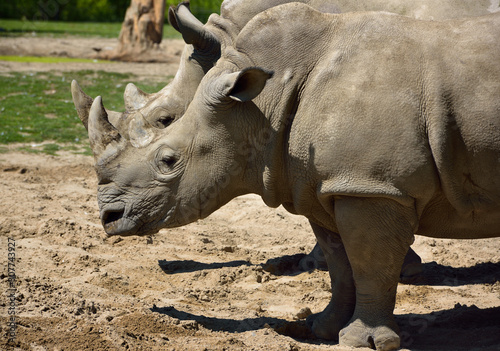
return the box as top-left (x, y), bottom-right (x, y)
top-left (306, 221), bottom-right (355, 340)
top-left (298, 242), bottom-right (328, 271)
top-left (400, 246), bottom-right (423, 284)
top-left (300, 243), bottom-right (423, 281)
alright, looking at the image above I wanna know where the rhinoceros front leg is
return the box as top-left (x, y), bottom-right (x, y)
top-left (306, 221), bottom-right (356, 340)
top-left (300, 242), bottom-right (422, 282)
top-left (335, 197), bottom-right (416, 351)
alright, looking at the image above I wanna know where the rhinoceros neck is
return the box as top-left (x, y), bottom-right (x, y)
top-left (229, 5), bottom-right (340, 208)
top-left (157, 45), bottom-right (207, 110)
top-left (231, 81), bottom-right (303, 209)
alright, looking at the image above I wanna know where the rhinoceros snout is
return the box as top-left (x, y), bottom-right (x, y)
top-left (102, 208), bottom-right (124, 226)
top-left (101, 207), bottom-right (137, 236)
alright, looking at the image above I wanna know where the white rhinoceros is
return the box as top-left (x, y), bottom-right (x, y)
top-left (72, 0), bottom-right (425, 277)
top-left (76, 3), bottom-right (500, 349)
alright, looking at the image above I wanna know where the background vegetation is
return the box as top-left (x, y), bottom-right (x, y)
top-left (0, 0), bottom-right (224, 24)
top-left (0, 18), bottom-right (181, 38)
top-left (0, 70), bottom-right (172, 155)
top-left (0, 1), bottom-right (221, 155)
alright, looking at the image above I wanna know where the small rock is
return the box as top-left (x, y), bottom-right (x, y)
top-left (111, 237), bottom-right (123, 245)
top-left (181, 320), bottom-right (199, 330)
top-left (294, 307), bottom-right (312, 320)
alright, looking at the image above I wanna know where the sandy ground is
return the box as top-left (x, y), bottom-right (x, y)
top-left (1, 36), bottom-right (500, 351)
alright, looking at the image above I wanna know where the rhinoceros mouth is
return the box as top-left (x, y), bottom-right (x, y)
top-left (100, 204), bottom-right (178, 236)
top-left (101, 207), bottom-right (139, 236)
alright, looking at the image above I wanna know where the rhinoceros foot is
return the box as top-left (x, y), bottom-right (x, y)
top-left (305, 301), bottom-right (353, 341)
top-left (339, 318), bottom-right (400, 351)
top-left (297, 243), bottom-right (328, 271)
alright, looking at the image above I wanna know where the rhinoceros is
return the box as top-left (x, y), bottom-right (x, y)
top-left (72, 0), bottom-right (423, 277)
top-left (74, 3), bottom-right (500, 349)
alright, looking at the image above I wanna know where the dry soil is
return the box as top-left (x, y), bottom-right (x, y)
top-left (0, 36), bottom-right (499, 351)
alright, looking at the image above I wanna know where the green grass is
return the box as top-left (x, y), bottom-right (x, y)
top-left (0, 18), bottom-right (180, 155)
top-left (0, 70), bottom-right (173, 155)
top-left (0, 19), bottom-right (181, 39)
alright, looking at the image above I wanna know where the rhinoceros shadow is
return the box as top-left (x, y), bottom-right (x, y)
top-left (397, 304), bottom-right (500, 350)
top-left (158, 255), bottom-right (500, 286)
top-left (150, 304), bottom-right (500, 349)
top-left (150, 305), bottom-right (290, 334)
top-left (157, 253), bottom-right (309, 276)
top-left (412, 261), bottom-right (500, 286)
top-left (158, 259), bottom-right (252, 274)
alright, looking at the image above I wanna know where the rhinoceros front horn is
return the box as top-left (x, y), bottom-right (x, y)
top-left (71, 80), bottom-right (93, 130)
top-left (72, 80), bottom-right (124, 132)
top-left (88, 96), bottom-right (121, 158)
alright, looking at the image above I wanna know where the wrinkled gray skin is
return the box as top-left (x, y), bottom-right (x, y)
top-left (76, 4), bottom-right (500, 349)
top-left (72, 0), bottom-right (422, 277)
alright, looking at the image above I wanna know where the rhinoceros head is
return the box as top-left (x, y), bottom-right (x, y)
top-left (71, 81), bottom-right (179, 236)
top-left (71, 66), bottom-right (273, 236)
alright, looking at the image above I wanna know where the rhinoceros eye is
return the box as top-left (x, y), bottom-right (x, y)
top-left (161, 155), bottom-right (177, 168)
top-left (149, 107), bottom-right (177, 129)
top-left (157, 115), bottom-right (175, 128)
top-left (151, 115), bottom-right (175, 129)
top-left (156, 147), bottom-right (179, 174)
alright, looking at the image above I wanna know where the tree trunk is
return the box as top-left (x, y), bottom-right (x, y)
top-left (102, 0), bottom-right (167, 62)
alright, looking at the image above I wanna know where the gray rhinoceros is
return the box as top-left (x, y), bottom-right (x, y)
top-left (72, 0), bottom-right (423, 277)
top-left (73, 3), bottom-right (500, 350)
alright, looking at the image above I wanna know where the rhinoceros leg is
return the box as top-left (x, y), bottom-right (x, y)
top-left (335, 197), bottom-right (416, 351)
top-left (400, 246), bottom-right (423, 283)
top-left (306, 221), bottom-right (356, 340)
top-left (300, 243), bottom-right (422, 282)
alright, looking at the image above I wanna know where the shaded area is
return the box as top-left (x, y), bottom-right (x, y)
top-left (151, 305), bottom-right (285, 333)
top-left (262, 253), bottom-right (313, 275)
top-left (158, 253), bottom-right (315, 276)
top-left (398, 304), bottom-right (500, 350)
top-left (159, 254), bottom-right (500, 286)
top-left (152, 304), bottom-right (500, 350)
top-left (158, 259), bottom-right (251, 274)
top-left (411, 261), bottom-right (500, 286)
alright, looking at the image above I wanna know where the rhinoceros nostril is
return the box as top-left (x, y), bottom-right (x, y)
top-left (103, 209), bottom-right (125, 225)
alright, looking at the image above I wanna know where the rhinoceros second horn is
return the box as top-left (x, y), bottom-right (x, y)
top-left (71, 80), bottom-right (93, 130)
top-left (124, 83), bottom-right (150, 111)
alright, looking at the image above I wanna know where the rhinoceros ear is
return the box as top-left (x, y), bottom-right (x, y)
top-left (226, 67), bottom-right (274, 102)
top-left (168, 2), bottom-right (184, 32)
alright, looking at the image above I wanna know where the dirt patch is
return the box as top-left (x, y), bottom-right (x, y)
top-left (0, 36), bottom-right (499, 350)
top-left (0, 36), bottom-right (184, 78)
